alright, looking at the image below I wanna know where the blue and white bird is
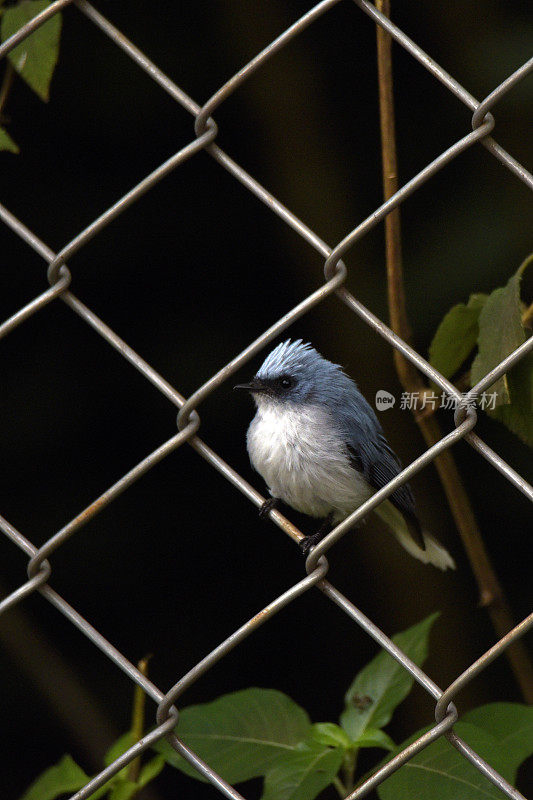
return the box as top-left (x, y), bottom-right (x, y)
top-left (235, 339), bottom-right (455, 570)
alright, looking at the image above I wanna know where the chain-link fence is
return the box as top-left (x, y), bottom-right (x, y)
top-left (1, 1), bottom-right (532, 798)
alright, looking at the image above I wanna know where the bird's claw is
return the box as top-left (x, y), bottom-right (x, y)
top-left (299, 532), bottom-right (322, 555)
top-left (300, 514), bottom-right (333, 555)
top-left (299, 537), bottom-right (313, 555)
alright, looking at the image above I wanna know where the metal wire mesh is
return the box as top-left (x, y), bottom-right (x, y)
top-left (1, 1), bottom-right (532, 798)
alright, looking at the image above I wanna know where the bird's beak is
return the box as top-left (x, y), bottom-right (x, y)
top-left (233, 377), bottom-right (267, 394)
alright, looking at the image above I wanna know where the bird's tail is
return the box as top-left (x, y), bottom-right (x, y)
top-left (374, 500), bottom-right (456, 571)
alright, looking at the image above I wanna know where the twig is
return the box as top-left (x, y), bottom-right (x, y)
top-left (127, 655), bottom-right (151, 783)
top-left (0, 62), bottom-right (15, 121)
top-left (333, 775), bottom-right (348, 798)
top-left (375, 0), bottom-right (533, 702)
top-left (342, 749), bottom-right (357, 795)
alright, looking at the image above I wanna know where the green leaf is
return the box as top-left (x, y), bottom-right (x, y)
top-left (0, 125), bottom-right (19, 152)
top-left (104, 732), bottom-right (136, 768)
top-left (95, 746), bottom-right (164, 800)
top-left (138, 754), bottom-right (165, 787)
top-left (462, 703), bottom-right (533, 783)
top-left (1, 0), bottom-right (62, 101)
top-left (20, 754), bottom-right (89, 800)
top-left (470, 257), bottom-right (531, 405)
top-left (72, 732), bottom-right (137, 800)
top-left (157, 688), bottom-right (311, 784)
top-left (376, 714), bottom-right (531, 800)
top-left (261, 743), bottom-right (344, 800)
top-left (490, 348), bottom-right (533, 446)
top-left (308, 723), bottom-right (352, 750)
top-left (471, 255), bottom-right (533, 445)
top-left (107, 782), bottom-right (138, 800)
top-left (85, 743), bottom-right (164, 800)
top-left (354, 728), bottom-right (395, 752)
top-left (340, 613), bottom-right (439, 741)
top-left (81, 785), bottom-right (112, 800)
top-left (429, 294), bottom-right (487, 379)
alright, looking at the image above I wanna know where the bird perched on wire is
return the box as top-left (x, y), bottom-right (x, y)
top-left (235, 339), bottom-right (455, 570)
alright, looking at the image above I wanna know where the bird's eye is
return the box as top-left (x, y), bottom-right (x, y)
top-left (279, 376), bottom-right (293, 389)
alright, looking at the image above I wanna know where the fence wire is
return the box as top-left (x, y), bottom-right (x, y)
top-left (1, 1), bottom-right (532, 799)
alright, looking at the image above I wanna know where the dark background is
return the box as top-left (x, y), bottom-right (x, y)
top-left (1, 1), bottom-right (532, 798)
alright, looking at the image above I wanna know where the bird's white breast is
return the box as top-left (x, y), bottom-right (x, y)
top-left (246, 401), bottom-right (373, 519)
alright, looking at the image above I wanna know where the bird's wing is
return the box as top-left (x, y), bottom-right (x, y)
top-left (347, 438), bottom-right (425, 549)
top-left (334, 385), bottom-right (426, 549)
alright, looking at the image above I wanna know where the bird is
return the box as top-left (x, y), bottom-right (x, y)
top-left (234, 339), bottom-right (455, 570)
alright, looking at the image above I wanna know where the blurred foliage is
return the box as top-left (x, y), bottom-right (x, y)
top-left (0, 0), bottom-right (62, 150)
top-left (378, 704), bottom-right (533, 800)
top-left (429, 254), bottom-right (533, 446)
top-left (19, 614), bottom-right (533, 800)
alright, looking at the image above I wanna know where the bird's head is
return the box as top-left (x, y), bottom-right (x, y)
top-left (234, 339), bottom-right (346, 407)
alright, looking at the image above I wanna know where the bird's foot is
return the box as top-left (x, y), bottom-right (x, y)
top-left (299, 531), bottom-right (324, 555)
top-left (299, 514), bottom-right (334, 555)
top-left (259, 497), bottom-right (278, 519)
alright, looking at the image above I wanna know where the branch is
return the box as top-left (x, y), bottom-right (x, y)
top-left (127, 655), bottom-right (151, 783)
top-left (375, 0), bottom-right (533, 703)
top-left (0, 62), bottom-right (15, 121)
